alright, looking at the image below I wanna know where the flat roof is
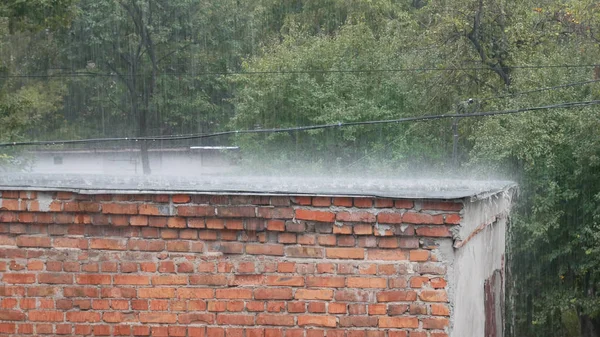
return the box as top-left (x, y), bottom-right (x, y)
top-left (0, 173), bottom-right (516, 200)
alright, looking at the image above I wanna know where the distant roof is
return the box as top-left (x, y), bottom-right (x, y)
top-left (25, 147), bottom-right (240, 154)
top-left (0, 173), bottom-right (516, 200)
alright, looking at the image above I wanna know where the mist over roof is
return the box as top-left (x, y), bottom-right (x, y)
top-left (0, 173), bottom-right (516, 200)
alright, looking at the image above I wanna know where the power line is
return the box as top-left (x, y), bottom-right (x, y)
top-left (1, 63), bottom-right (599, 79)
top-left (1, 100), bottom-right (598, 148)
top-left (480, 78), bottom-right (600, 102)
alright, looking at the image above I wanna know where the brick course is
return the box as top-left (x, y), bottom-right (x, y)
top-left (0, 191), bottom-right (461, 337)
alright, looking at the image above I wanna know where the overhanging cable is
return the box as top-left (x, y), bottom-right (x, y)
top-left (0, 100), bottom-right (598, 148)
top-left (1, 63), bottom-right (599, 79)
top-left (480, 79), bottom-right (600, 102)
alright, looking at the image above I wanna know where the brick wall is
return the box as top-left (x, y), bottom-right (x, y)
top-left (0, 191), bottom-right (462, 337)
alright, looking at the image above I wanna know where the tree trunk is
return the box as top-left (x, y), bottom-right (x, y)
top-left (579, 313), bottom-right (600, 337)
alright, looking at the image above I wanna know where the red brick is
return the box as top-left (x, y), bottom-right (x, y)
top-left (217, 206), bottom-right (255, 217)
top-left (167, 241), bottom-right (190, 252)
top-left (379, 317), bottom-right (419, 328)
top-left (306, 276), bottom-right (345, 288)
top-left (172, 194), bottom-right (191, 203)
top-left (28, 311), bottom-right (64, 322)
top-left (431, 303), bottom-right (450, 316)
top-left (311, 197), bottom-right (331, 206)
top-left (336, 211), bottom-right (376, 223)
top-left (254, 288), bottom-right (293, 300)
top-left (256, 314), bottom-right (295, 326)
top-left (102, 203), bottom-right (137, 214)
top-left (419, 290), bottom-right (448, 302)
top-left (422, 201), bottom-right (462, 211)
top-left (139, 204), bottom-right (163, 216)
top-left (422, 317), bottom-right (450, 329)
top-left (347, 277), bottom-right (387, 288)
top-left (16, 236), bottom-right (51, 248)
top-left (307, 302), bottom-right (326, 313)
top-left (354, 198), bottom-right (373, 208)
top-left (409, 250), bottom-right (430, 261)
top-left (353, 224), bottom-right (373, 235)
top-left (66, 311), bottom-right (101, 322)
top-left (285, 246), bottom-right (324, 258)
top-left (245, 219), bottom-right (265, 231)
top-left (378, 237), bottom-right (399, 248)
top-left (246, 244), bottom-right (284, 256)
top-left (90, 238), bottom-right (125, 250)
top-left (291, 197), bottom-right (311, 205)
top-left (332, 224), bottom-right (352, 235)
top-left (403, 212), bottom-right (444, 225)
top-left (0, 310), bottom-right (26, 321)
top-left (377, 212), bottom-right (402, 224)
top-left (0, 211), bottom-right (18, 222)
top-left (139, 313), bottom-right (177, 323)
top-left (266, 220), bottom-right (285, 231)
top-left (367, 249), bottom-right (408, 261)
top-left (295, 209), bottom-right (335, 222)
top-left (54, 237), bottom-right (88, 249)
top-left (278, 233), bottom-right (297, 244)
top-left (445, 213), bottom-right (461, 224)
top-left (38, 273), bottom-right (73, 284)
top-left (266, 276), bottom-right (304, 287)
top-left (177, 206), bottom-right (215, 217)
top-left (257, 207), bottom-right (294, 219)
top-left (410, 276), bottom-right (429, 288)
top-left (415, 226), bottom-right (452, 237)
top-left (377, 291), bottom-right (417, 302)
top-left (333, 197), bottom-right (353, 207)
top-left (1, 199), bottom-right (19, 211)
top-left (217, 314), bottom-right (255, 325)
top-left (151, 275), bottom-right (187, 285)
top-left (295, 289), bottom-right (333, 300)
top-left (431, 277), bottom-right (447, 289)
top-left (340, 316), bottom-right (377, 327)
top-left (326, 248), bottom-right (365, 260)
top-left (216, 289), bottom-right (252, 299)
top-left (368, 304), bottom-right (387, 315)
top-left (0, 323), bottom-right (16, 333)
top-left (178, 313), bottom-right (214, 325)
top-left (2, 274), bottom-right (36, 284)
top-left (298, 315), bottom-right (336, 327)
top-left (113, 275), bottom-right (150, 285)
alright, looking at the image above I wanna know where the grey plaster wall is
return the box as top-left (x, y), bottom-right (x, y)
top-left (450, 190), bottom-right (514, 337)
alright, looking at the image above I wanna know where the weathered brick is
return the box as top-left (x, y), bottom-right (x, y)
top-left (422, 201), bottom-right (463, 211)
top-left (295, 289), bottom-right (333, 300)
top-left (295, 209), bottom-right (335, 222)
top-left (415, 226), bottom-right (452, 237)
top-left (251, 287), bottom-right (293, 301)
top-left (377, 291), bottom-right (417, 302)
top-left (377, 212), bottom-right (402, 224)
top-left (177, 206), bottom-right (215, 217)
top-left (422, 317), bottom-right (450, 329)
top-left (431, 303), bottom-right (450, 316)
top-left (419, 290), bottom-right (448, 302)
top-left (336, 211), bottom-right (376, 223)
top-left (102, 203), bottom-right (137, 215)
top-left (256, 314), bottom-right (295, 326)
top-left (285, 246), bottom-right (324, 258)
top-left (347, 277), bottom-right (387, 288)
top-left (326, 248), bottom-right (365, 259)
top-left (298, 315), bottom-right (336, 327)
top-left (379, 317), bottom-right (419, 328)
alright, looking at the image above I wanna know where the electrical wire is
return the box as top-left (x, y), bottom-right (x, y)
top-left (480, 78), bottom-right (600, 102)
top-left (1, 63), bottom-right (599, 79)
top-left (1, 100), bottom-right (598, 148)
